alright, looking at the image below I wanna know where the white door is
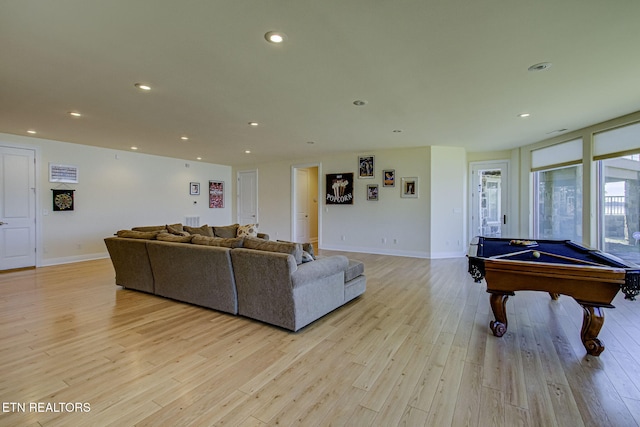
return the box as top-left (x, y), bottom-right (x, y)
top-left (295, 168), bottom-right (310, 242)
top-left (237, 170), bottom-right (258, 225)
top-left (1, 146), bottom-right (36, 270)
top-left (470, 161), bottom-right (509, 239)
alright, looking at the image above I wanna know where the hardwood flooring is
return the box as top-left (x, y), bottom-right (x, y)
top-left (1, 251), bottom-right (639, 426)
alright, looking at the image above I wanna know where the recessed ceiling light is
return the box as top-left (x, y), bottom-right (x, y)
top-left (248, 122), bottom-right (259, 126)
top-left (134, 83), bottom-right (151, 91)
top-left (130, 146), bottom-right (138, 150)
top-left (196, 157), bottom-right (202, 160)
top-left (68, 111), bottom-right (82, 117)
top-left (518, 113), bottom-right (531, 118)
top-left (353, 100), bottom-right (367, 106)
top-left (264, 31), bottom-right (286, 44)
top-left (528, 62), bottom-right (552, 72)
top-left (180, 136), bottom-right (189, 141)
top-left (245, 150), bottom-right (251, 154)
top-left (27, 129), bottom-right (37, 134)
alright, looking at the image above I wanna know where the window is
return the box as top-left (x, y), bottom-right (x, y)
top-left (594, 121), bottom-right (640, 263)
top-left (598, 154), bottom-right (640, 263)
top-left (534, 165), bottom-right (583, 241)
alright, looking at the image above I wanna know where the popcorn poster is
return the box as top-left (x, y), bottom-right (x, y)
top-left (326, 173), bottom-right (354, 205)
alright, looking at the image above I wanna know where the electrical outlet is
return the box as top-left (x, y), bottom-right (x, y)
top-left (341, 235), bottom-right (346, 241)
top-left (382, 238), bottom-right (387, 244)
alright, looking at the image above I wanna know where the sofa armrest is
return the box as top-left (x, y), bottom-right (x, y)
top-left (257, 232), bottom-right (269, 240)
top-left (291, 255), bottom-right (349, 289)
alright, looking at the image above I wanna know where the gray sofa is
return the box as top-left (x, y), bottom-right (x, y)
top-left (104, 224), bottom-right (365, 331)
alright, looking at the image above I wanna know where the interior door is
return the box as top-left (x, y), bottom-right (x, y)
top-left (295, 168), bottom-right (310, 242)
top-left (237, 170), bottom-right (258, 225)
top-left (470, 161), bottom-right (509, 239)
top-left (1, 146), bottom-right (36, 270)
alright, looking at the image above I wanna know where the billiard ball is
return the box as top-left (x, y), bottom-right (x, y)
top-left (532, 251), bottom-right (540, 258)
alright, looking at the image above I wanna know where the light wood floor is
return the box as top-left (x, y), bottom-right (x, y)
top-left (1, 252), bottom-right (639, 426)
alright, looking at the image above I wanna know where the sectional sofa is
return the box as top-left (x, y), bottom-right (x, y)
top-left (104, 223), bottom-right (366, 331)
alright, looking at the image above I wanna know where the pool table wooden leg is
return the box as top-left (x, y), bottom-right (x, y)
top-left (580, 304), bottom-right (605, 356)
top-left (488, 291), bottom-right (513, 337)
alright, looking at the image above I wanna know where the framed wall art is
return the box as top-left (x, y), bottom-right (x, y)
top-left (358, 155), bottom-right (374, 178)
top-left (209, 180), bottom-right (224, 208)
top-left (382, 169), bottom-right (395, 187)
top-left (326, 173), bottom-right (354, 205)
top-left (401, 177), bottom-right (418, 198)
top-left (367, 184), bottom-right (379, 201)
top-left (49, 163), bottom-right (78, 183)
top-left (190, 182), bottom-right (200, 195)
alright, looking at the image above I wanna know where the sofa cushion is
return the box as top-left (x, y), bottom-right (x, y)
top-left (157, 232), bottom-right (193, 243)
top-left (237, 224), bottom-right (259, 238)
top-left (132, 223), bottom-right (183, 232)
top-left (243, 237), bottom-right (303, 264)
top-left (131, 225), bottom-right (166, 232)
top-left (116, 230), bottom-right (160, 239)
top-left (192, 235), bottom-right (244, 248)
top-left (345, 259), bottom-right (365, 282)
top-left (184, 224), bottom-right (214, 237)
top-left (213, 224), bottom-right (239, 238)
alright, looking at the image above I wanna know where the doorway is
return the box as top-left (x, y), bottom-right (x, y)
top-left (469, 161), bottom-right (509, 240)
top-left (1, 145), bottom-right (37, 270)
top-left (292, 164), bottom-right (319, 246)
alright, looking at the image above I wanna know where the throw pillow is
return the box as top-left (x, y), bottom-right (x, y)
top-left (237, 224), bottom-right (259, 238)
top-left (117, 230), bottom-right (160, 239)
top-left (184, 224), bottom-right (214, 237)
top-left (156, 232), bottom-right (193, 243)
top-left (278, 240), bottom-right (315, 260)
top-left (213, 224), bottom-right (239, 238)
top-left (191, 235), bottom-right (244, 248)
top-left (166, 223), bottom-right (188, 235)
top-left (301, 250), bottom-right (314, 263)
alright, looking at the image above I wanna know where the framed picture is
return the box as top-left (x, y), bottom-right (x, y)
top-left (358, 155), bottom-right (375, 178)
top-left (190, 182), bottom-right (200, 195)
top-left (326, 173), bottom-right (354, 205)
top-left (401, 177), bottom-right (418, 198)
top-left (209, 180), bottom-right (224, 208)
top-left (49, 163), bottom-right (78, 183)
top-left (382, 169), bottom-right (395, 187)
top-left (367, 184), bottom-right (379, 201)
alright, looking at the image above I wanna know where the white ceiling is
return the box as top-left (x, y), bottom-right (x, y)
top-left (1, 0), bottom-right (639, 166)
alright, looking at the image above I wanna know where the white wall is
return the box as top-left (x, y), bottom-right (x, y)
top-left (428, 146), bottom-right (466, 258)
top-left (0, 133), bottom-right (232, 266)
top-left (234, 146), bottom-right (467, 258)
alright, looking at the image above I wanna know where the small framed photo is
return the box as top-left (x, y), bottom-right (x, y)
top-left (358, 155), bottom-right (375, 178)
top-left (367, 184), bottom-right (379, 201)
top-left (190, 182), bottom-right (200, 195)
top-left (401, 177), bottom-right (418, 198)
top-left (382, 169), bottom-right (395, 187)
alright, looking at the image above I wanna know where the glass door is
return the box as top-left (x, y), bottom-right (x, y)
top-left (470, 161), bottom-right (509, 239)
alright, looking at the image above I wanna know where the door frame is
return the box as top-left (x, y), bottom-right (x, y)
top-left (291, 162), bottom-right (321, 246)
top-left (468, 160), bottom-right (510, 242)
top-left (0, 142), bottom-right (42, 268)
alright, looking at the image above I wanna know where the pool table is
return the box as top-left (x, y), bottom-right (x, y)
top-left (468, 236), bottom-right (640, 356)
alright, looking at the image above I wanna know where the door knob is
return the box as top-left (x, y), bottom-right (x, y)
top-left (0, 222), bottom-right (7, 225)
